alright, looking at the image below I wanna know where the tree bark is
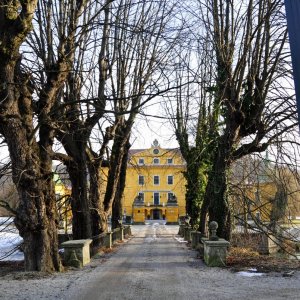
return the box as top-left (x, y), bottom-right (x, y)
top-left (111, 139), bottom-right (130, 229)
top-left (66, 150), bottom-right (92, 239)
top-left (88, 158), bottom-right (108, 236)
top-left (205, 142), bottom-right (232, 240)
top-left (0, 2), bottom-right (61, 269)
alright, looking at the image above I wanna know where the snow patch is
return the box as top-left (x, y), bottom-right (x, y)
top-left (174, 236), bottom-right (188, 243)
top-left (237, 269), bottom-right (264, 277)
top-left (0, 217), bottom-right (24, 261)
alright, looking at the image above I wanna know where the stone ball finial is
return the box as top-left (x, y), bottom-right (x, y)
top-left (209, 221), bottom-right (218, 231)
top-left (209, 221), bottom-right (219, 241)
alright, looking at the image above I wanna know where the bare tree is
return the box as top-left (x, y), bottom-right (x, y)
top-left (192, 0), bottom-right (297, 239)
top-left (0, 0), bottom-right (63, 271)
top-left (24, 0), bottom-right (112, 239)
top-left (101, 0), bottom-right (180, 230)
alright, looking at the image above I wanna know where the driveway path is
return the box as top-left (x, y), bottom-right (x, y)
top-left (64, 222), bottom-right (300, 300)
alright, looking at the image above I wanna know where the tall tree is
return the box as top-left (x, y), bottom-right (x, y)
top-left (200, 0), bottom-right (297, 239)
top-left (0, 0), bottom-right (62, 271)
top-left (25, 0), bottom-right (109, 239)
top-left (104, 0), bottom-right (179, 230)
top-left (171, 42), bottom-right (220, 229)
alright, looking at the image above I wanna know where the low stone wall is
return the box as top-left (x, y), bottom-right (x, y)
top-left (123, 225), bottom-right (132, 237)
top-left (257, 233), bottom-right (279, 254)
top-left (112, 227), bottom-right (123, 243)
top-left (59, 226), bottom-right (132, 268)
top-left (61, 226), bottom-right (132, 263)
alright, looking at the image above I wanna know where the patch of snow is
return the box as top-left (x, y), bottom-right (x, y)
top-left (237, 271), bottom-right (264, 277)
top-left (174, 236), bottom-right (188, 243)
top-left (248, 268), bottom-right (257, 272)
top-left (0, 218), bottom-right (24, 261)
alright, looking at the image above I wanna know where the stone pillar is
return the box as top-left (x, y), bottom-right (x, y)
top-left (127, 225), bottom-right (132, 236)
top-left (201, 221), bottom-right (230, 267)
top-left (104, 232), bottom-right (112, 248)
top-left (120, 227), bottom-right (124, 241)
top-left (191, 231), bottom-right (202, 249)
top-left (258, 233), bottom-right (279, 254)
top-left (184, 226), bottom-right (192, 242)
top-left (61, 239), bottom-right (93, 267)
top-left (202, 238), bottom-right (230, 267)
top-left (178, 224), bottom-right (185, 236)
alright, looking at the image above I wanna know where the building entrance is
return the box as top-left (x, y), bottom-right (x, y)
top-left (152, 209), bottom-right (161, 220)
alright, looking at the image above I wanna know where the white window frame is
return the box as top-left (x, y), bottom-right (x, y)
top-left (167, 175), bottom-right (174, 185)
top-left (168, 192), bottom-right (174, 201)
top-left (167, 158), bottom-right (173, 164)
top-left (153, 158), bottom-right (160, 165)
top-left (153, 175), bottom-right (160, 185)
top-left (138, 158), bottom-right (145, 165)
top-left (138, 192), bottom-right (144, 202)
top-left (153, 192), bottom-right (160, 205)
top-left (138, 175), bottom-right (145, 185)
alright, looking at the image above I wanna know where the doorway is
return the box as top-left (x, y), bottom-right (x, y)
top-left (152, 209), bottom-right (161, 220)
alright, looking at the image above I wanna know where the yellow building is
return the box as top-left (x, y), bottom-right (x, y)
top-left (54, 173), bottom-right (72, 231)
top-left (124, 140), bottom-right (186, 224)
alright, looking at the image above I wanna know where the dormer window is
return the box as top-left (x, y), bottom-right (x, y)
top-left (153, 158), bottom-right (160, 164)
top-left (138, 158), bottom-right (145, 165)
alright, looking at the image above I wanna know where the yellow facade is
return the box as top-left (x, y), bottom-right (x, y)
top-left (233, 180), bottom-right (300, 226)
top-left (124, 140), bottom-right (186, 224)
top-left (54, 173), bottom-right (72, 231)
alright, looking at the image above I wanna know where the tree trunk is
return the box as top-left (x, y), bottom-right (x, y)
top-left (0, 52), bottom-right (61, 271)
top-left (111, 139), bottom-right (130, 229)
top-left (206, 152), bottom-right (231, 240)
top-left (103, 123), bottom-right (131, 216)
top-left (204, 132), bottom-right (235, 241)
top-left (88, 159), bottom-right (109, 236)
top-left (1, 118), bottom-right (61, 271)
top-left (66, 149), bottom-right (92, 240)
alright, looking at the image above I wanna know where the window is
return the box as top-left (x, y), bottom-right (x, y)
top-left (153, 148), bottom-right (159, 154)
top-left (167, 158), bottom-right (173, 164)
top-left (138, 158), bottom-right (145, 165)
top-left (138, 175), bottom-right (144, 185)
top-left (167, 175), bottom-right (173, 185)
top-left (153, 158), bottom-right (160, 164)
top-left (138, 192), bottom-right (144, 202)
top-left (154, 192), bottom-right (160, 205)
top-left (153, 175), bottom-right (159, 185)
top-left (168, 192), bottom-right (174, 201)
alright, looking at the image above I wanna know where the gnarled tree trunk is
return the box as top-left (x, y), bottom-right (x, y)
top-left (0, 1), bottom-right (61, 271)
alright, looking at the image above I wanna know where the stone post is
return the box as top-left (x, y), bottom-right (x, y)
top-left (202, 221), bottom-right (230, 267)
top-left (104, 232), bottom-right (112, 248)
top-left (184, 226), bottom-right (192, 242)
top-left (61, 239), bottom-right (93, 267)
top-left (178, 224), bottom-right (185, 236)
top-left (191, 231), bottom-right (202, 249)
top-left (120, 226), bottom-right (124, 241)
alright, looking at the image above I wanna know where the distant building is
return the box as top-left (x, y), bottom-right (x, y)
top-left (230, 157), bottom-right (300, 226)
top-left (53, 173), bottom-right (71, 231)
top-left (123, 140), bottom-right (186, 224)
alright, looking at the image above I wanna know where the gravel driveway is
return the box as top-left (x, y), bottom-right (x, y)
top-left (0, 222), bottom-right (299, 300)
